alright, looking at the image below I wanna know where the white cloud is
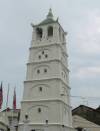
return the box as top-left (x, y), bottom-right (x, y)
top-left (76, 9), bottom-right (100, 55)
top-left (75, 66), bottom-right (100, 79)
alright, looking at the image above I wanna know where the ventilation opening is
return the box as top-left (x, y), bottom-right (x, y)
top-left (45, 54), bottom-right (48, 58)
top-left (37, 69), bottom-right (40, 74)
top-left (42, 51), bottom-right (44, 54)
top-left (36, 28), bottom-right (43, 39)
top-left (44, 69), bottom-right (47, 73)
top-left (38, 55), bottom-right (41, 59)
top-left (46, 120), bottom-right (48, 124)
top-left (48, 26), bottom-right (53, 37)
top-left (31, 130), bottom-right (35, 131)
top-left (38, 108), bottom-right (41, 113)
top-left (75, 127), bottom-right (83, 131)
top-left (39, 87), bottom-right (42, 92)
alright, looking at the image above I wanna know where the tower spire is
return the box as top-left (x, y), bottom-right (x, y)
top-left (47, 8), bottom-right (53, 19)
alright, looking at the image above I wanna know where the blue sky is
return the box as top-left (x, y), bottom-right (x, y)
top-left (0, 0), bottom-right (100, 109)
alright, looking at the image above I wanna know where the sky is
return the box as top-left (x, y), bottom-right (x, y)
top-left (0, 0), bottom-right (100, 109)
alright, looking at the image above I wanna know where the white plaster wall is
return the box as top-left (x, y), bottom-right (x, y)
top-left (28, 44), bottom-right (60, 63)
top-left (19, 15), bottom-right (73, 131)
top-left (26, 61), bottom-right (61, 80)
top-left (23, 79), bottom-right (60, 100)
top-left (18, 124), bottom-right (74, 131)
top-left (23, 78), bottom-right (70, 106)
top-left (20, 100), bottom-right (72, 128)
top-left (20, 101), bottom-right (61, 124)
top-left (73, 115), bottom-right (100, 131)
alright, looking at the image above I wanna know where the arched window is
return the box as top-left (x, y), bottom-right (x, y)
top-left (46, 119), bottom-right (48, 124)
top-left (44, 68), bottom-right (47, 73)
top-left (45, 54), bottom-right (48, 58)
top-left (38, 55), bottom-right (41, 59)
top-left (38, 108), bottom-right (41, 113)
top-left (48, 26), bottom-right (53, 37)
top-left (36, 28), bottom-right (43, 39)
top-left (37, 69), bottom-right (40, 74)
top-left (39, 87), bottom-right (42, 92)
top-left (42, 51), bottom-right (44, 54)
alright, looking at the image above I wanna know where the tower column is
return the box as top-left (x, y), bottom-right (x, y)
top-left (18, 9), bottom-right (74, 131)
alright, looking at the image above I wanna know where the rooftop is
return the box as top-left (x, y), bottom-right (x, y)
top-left (35, 9), bottom-right (58, 26)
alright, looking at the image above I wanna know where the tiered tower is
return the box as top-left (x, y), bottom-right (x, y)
top-left (19, 9), bottom-right (74, 131)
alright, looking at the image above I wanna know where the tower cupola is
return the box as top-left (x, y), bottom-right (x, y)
top-left (31, 9), bottom-right (67, 45)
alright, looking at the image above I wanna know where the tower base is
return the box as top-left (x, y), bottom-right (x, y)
top-left (18, 123), bottom-right (75, 131)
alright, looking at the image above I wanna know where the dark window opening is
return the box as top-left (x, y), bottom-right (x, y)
top-left (75, 127), bottom-right (83, 131)
top-left (38, 108), bottom-right (41, 113)
top-left (46, 120), bottom-right (48, 124)
top-left (39, 87), bottom-right (42, 92)
top-left (42, 51), bottom-right (44, 54)
top-left (31, 130), bottom-right (35, 131)
top-left (48, 26), bottom-right (53, 37)
top-left (37, 69), bottom-right (40, 74)
top-left (62, 125), bottom-right (64, 128)
top-left (44, 69), bottom-right (47, 73)
top-left (45, 54), bottom-right (48, 58)
top-left (38, 55), bottom-right (41, 59)
top-left (36, 28), bottom-right (43, 39)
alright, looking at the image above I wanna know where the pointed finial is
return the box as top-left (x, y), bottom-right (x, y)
top-left (47, 8), bottom-right (53, 19)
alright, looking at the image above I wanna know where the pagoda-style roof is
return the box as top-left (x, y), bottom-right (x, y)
top-left (38, 18), bottom-right (56, 26)
top-left (34, 9), bottom-right (57, 27)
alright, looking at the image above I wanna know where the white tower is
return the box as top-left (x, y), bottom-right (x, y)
top-left (19, 9), bottom-right (74, 131)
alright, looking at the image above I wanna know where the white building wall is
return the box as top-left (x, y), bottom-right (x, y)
top-left (73, 115), bottom-right (100, 131)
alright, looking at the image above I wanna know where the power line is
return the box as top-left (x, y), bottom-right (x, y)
top-left (71, 95), bottom-right (100, 100)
